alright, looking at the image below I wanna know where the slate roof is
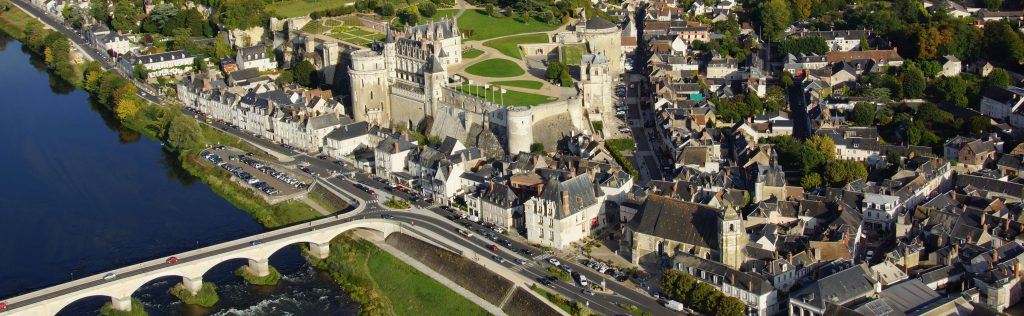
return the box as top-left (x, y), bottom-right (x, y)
top-left (325, 121), bottom-right (370, 141)
top-left (672, 253), bottom-right (775, 295)
top-left (629, 195), bottom-right (722, 250)
top-left (134, 50), bottom-right (192, 64)
top-left (480, 182), bottom-right (520, 208)
top-left (791, 264), bottom-right (878, 310)
top-left (585, 16), bottom-right (618, 30)
top-left (538, 174), bottom-right (602, 219)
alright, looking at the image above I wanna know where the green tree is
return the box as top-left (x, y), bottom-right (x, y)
top-left (166, 113), bottom-right (204, 151)
top-left (111, 0), bottom-right (141, 33)
top-left (171, 28), bottom-right (200, 54)
top-left (781, 71), bottom-right (794, 89)
top-left (759, 0), bottom-right (792, 41)
top-left (716, 297), bottom-right (747, 316)
top-left (987, 68), bottom-right (1011, 89)
top-left (801, 173), bottom-right (823, 189)
top-left (379, 2), bottom-right (396, 16)
top-left (825, 160), bottom-right (868, 186)
top-left (398, 6), bottom-right (420, 25)
top-left (791, 0), bottom-right (812, 20)
top-left (902, 63), bottom-right (926, 99)
top-left (779, 36), bottom-right (828, 55)
top-left (419, 2), bottom-right (437, 17)
top-left (850, 102), bottom-right (876, 126)
top-left (983, 21), bottom-right (1024, 66)
top-left (220, 0), bottom-right (267, 29)
top-left (293, 60), bottom-right (317, 87)
top-left (809, 134), bottom-right (836, 161)
top-left (983, 0), bottom-right (1003, 10)
top-left (965, 115), bottom-right (991, 134)
top-left (931, 76), bottom-right (969, 107)
top-left (90, 0), bottom-right (109, 23)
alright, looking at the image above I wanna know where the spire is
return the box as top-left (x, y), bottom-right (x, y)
top-left (425, 53), bottom-right (445, 73)
top-left (385, 28), bottom-right (395, 43)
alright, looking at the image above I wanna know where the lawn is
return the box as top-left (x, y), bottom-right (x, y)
top-left (492, 80), bottom-right (544, 89)
top-left (562, 44), bottom-right (586, 65)
top-left (314, 235), bottom-right (489, 316)
top-left (0, 5), bottom-right (36, 36)
top-left (463, 48), bottom-right (485, 59)
top-left (456, 83), bottom-right (557, 106)
top-left (483, 33), bottom-right (550, 59)
top-left (457, 9), bottom-right (558, 40)
top-left (328, 25), bottom-right (382, 47)
top-left (465, 58), bottom-right (525, 77)
top-left (268, 0), bottom-right (354, 18)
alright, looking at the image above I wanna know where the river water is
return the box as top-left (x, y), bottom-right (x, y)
top-left (0, 33), bottom-right (358, 315)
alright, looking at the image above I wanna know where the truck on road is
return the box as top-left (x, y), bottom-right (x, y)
top-left (664, 300), bottom-right (685, 311)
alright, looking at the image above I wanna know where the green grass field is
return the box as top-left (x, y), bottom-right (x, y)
top-left (463, 48), bottom-right (485, 59)
top-left (458, 9), bottom-right (558, 40)
top-left (484, 33), bottom-right (549, 59)
top-left (562, 44), bottom-right (586, 65)
top-left (328, 25), bottom-right (382, 47)
top-left (315, 236), bottom-right (489, 316)
top-left (457, 83), bottom-right (556, 106)
top-left (493, 80), bottom-right (544, 89)
top-left (268, 0), bottom-right (355, 18)
top-left (465, 58), bottom-right (525, 77)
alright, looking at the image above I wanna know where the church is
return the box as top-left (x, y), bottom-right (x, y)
top-left (625, 194), bottom-right (747, 269)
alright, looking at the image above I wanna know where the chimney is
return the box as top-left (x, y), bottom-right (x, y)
top-left (562, 191), bottom-right (570, 215)
top-left (994, 250), bottom-right (1000, 262)
top-left (731, 274), bottom-right (736, 285)
top-left (1016, 263), bottom-right (1020, 277)
top-left (489, 181), bottom-right (494, 191)
top-left (983, 212), bottom-right (989, 226)
top-left (788, 252), bottom-right (793, 264)
top-left (394, 141), bottom-right (399, 153)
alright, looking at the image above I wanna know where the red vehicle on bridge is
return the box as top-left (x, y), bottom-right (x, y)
top-left (0, 301), bottom-right (7, 311)
top-left (166, 257), bottom-right (178, 264)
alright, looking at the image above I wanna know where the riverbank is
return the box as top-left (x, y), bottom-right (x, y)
top-left (0, 5), bottom-right (487, 316)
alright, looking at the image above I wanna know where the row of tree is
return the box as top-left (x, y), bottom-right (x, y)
top-left (660, 270), bottom-right (747, 316)
top-left (763, 135), bottom-right (868, 189)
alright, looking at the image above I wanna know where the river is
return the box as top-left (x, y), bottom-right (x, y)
top-left (0, 33), bottom-right (358, 315)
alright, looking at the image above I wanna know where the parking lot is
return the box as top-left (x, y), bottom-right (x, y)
top-left (201, 146), bottom-right (312, 197)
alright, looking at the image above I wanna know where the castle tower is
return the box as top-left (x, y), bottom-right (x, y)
top-left (580, 53), bottom-right (613, 115)
top-left (506, 106), bottom-right (535, 155)
top-left (349, 49), bottom-right (391, 125)
top-left (719, 207), bottom-right (746, 269)
top-left (423, 53), bottom-right (447, 117)
top-left (383, 28), bottom-right (397, 81)
top-left (579, 16), bottom-right (623, 77)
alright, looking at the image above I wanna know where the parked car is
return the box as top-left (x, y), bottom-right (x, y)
top-left (457, 228), bottom-right (473, 237)
top-left (581, 289), bottom-right (595, 296)
top-left (381, 214), bottom-right (395, 219)
top-left (103, 273), bottom-right (117, 281)
top-left (548, 258), bottom-right (561, 266)
top-left (487, 244), bottom-right (499, 252)
top-left (166, 257), bottom-right (178, 264)
top-left (515, 258), bottom-right (527, 265)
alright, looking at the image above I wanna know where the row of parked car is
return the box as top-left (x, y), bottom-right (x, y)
top-left (203, 151), bottom-right (280, 195)
top-left (238, 156), bottom-right (306, 189)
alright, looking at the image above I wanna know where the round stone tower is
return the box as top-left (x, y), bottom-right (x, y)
top-left (348, 49), bottom-right (390, 125)
top-left (506, 106), bottom-right (535, 155)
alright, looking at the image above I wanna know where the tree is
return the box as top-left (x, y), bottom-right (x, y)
top-left (781, 71), bottom-right (794, 89)
top-left (293, 60), bottom-right (316, 87)
top-left (915, 27), bottom-right (950, 60)
top-left (987, 68), bottom-right (1011, 89)
top-left (779, 36), bottom-right (828, 55)
top-left (111, 0), bottom-right (141, 33)
top-left (716, 297), bottom-right (747, 316)
top-left (792, 0), bottom-right (812, 20)
top-left (801, 173), bottom-right (823, 189)
top-left (965, 115), bottom-right (992, 134)
top-left (983, 0), bottom-right (1003, 10)
top-left (171, 28), bottom-right (200, 54)
top-left (931, 75), bottom-right (969, 107)
top-left (398, 7), bottom-right (420, 25)
top-left (166, 113), bottom-right (204, 151)
top-left (809, 134), bottom-right (836, 161)
top-left (759, 0), bottom-right (792, 41)
top-left (850, 102), bottom-right (876, 126)
top-left (379, 2), bottom-right (396, 16)
top-left (825, 160), bottom-right (868, 186)
top-left (983, 21), bottom-right (1024, 66)
top-left (90, 0), bottom-right (109, 23)
top-left (420, 2), bottom-right (438, 17)
top-left (902, 63), bottom-right (926, 99)
top-left (920, 60), bottom-right (942, 78)
top-left (115, 97), bottom-right (140, 120)
top-left (220, 0), bottom-right (267, 29)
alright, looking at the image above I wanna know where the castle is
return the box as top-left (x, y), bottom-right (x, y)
top-left (348, 19), bottom-right (597, 158)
